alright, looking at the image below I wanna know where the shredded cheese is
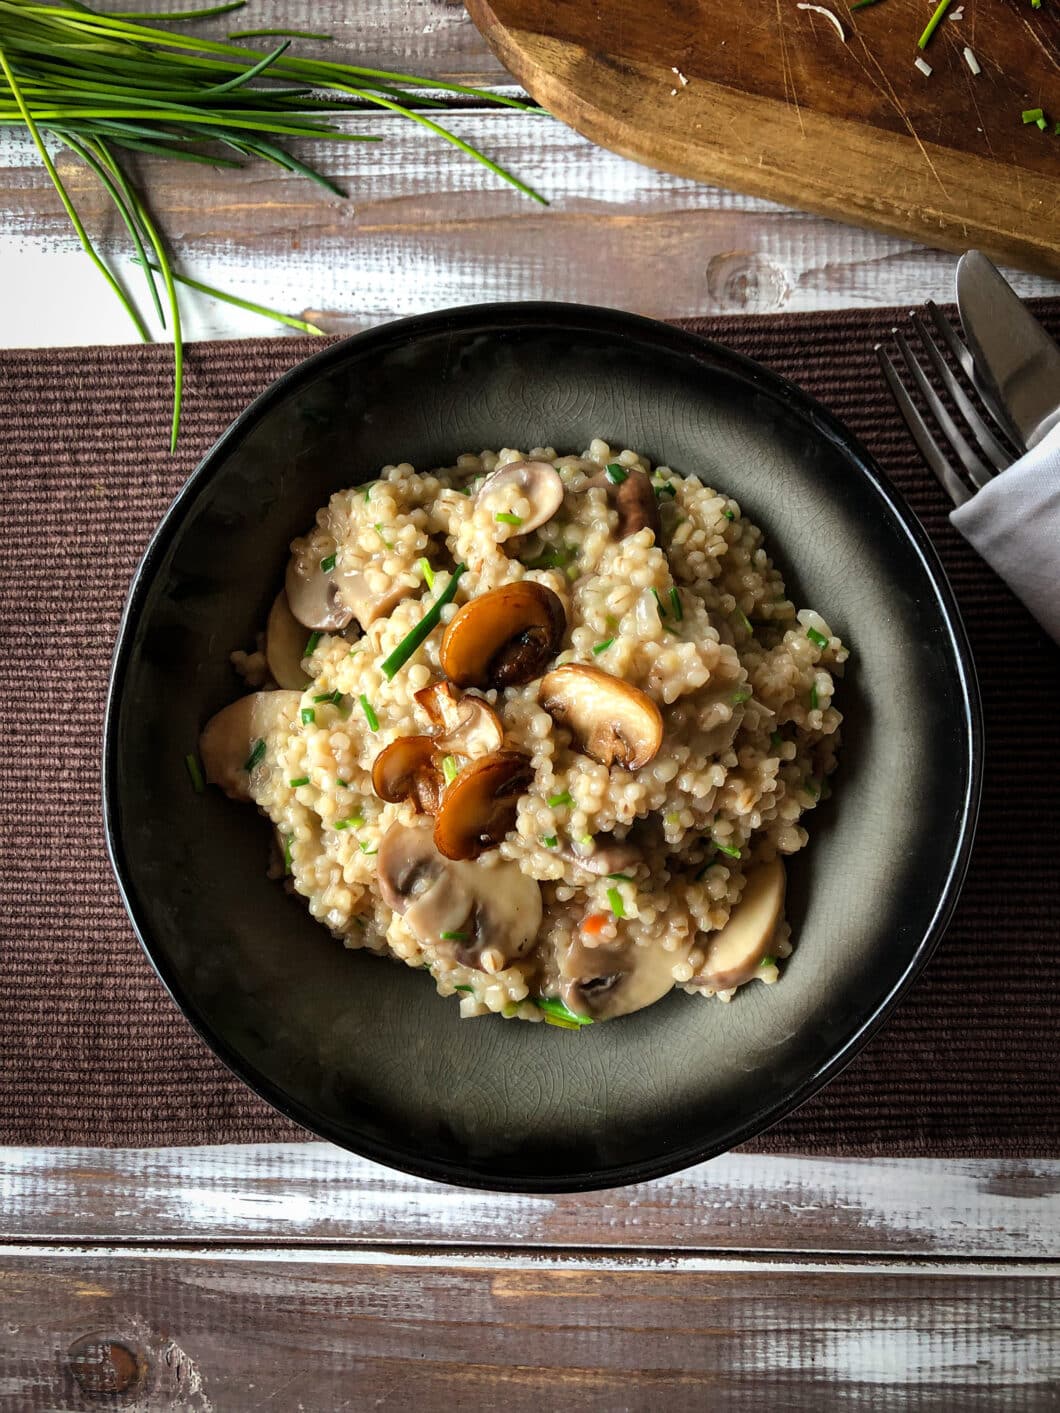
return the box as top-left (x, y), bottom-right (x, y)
top-left (795, 3), bottom-right (846, 42)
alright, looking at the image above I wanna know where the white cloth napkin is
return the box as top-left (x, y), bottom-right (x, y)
top-left (949, 421), bottom-right (1060, 645)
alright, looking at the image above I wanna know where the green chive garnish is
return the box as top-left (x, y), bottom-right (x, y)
top-left (304, 632), bottom-right (321, 657)
top-left (805, 779), bottom-right (820, 798)
top-left (724, 508), bottom-right (736, 520)
top-left (654, 482), bottom-right (677, 499)
top-left (523, 544), bottom-right (577, 570)
top-left (917, 0), bottom-right (951, 49)
top-left (453, 983), bottom-right (474, 993)
top-left (548, 791), bottom-right (573, 807)
top-left (593, 637), bottom-right (615, 655)
top-left (1022, 107), bottom-right (1045, 123)
top-left (810, 683), bottom-right (820, 710)
top-left (334, 818), bottom-right (356, 830)
top-left (734, 609), bottom-right (753, 634)
top-left (313, 690), bottom-right (343, 706)
top-left (363, 484), bottom-right (373, 502)
top-left (579, 834), bottom-right (594, 846)
top-left (731, 687), bottom-right (752, 704)
top-left (337, 778), bottom-right (349, 788)
top-left (288, 776), bottom-right (310, 788)
top-left (360, 694), bottom-right (379, 731)
top-left (301, 708), bottom-right (315, 726)
top-left (320, 553), bottom-right (337, 574)
top-left (770, 731), bottom-right (782, 749)
top-left (380, 563), bottom-right (468, 681)
top-left (185, 753), bottom-right (205, 794)
top-left (607, 873), bottom-right (634, 882)
top-left (651, 588), bottom-right (667, 618)
top-left (441, 930), bottom-right (468, 940)
top-left (359, 841), bottom-right (378, 855)
top-left (807, 627), bottom-right (829, 648)
top-left (542, 835), bottom-right (559, 848)
top-left (374, 523), bottom-right (393, 549)
top-left (605, 463), bottom-right (629, 484)
top-left (606, 887), bottom-right (625, 917)
top-left (760, 954), bottom-right (776, 968)
top-left (669, 587), bottom-right (683, 621)
top-left (495, 512), bottom-right (524, 526)
top-left (244, 738), bottom-right (265, 772)
top-left (283, 833), bottom-right (293, 876)
top-left (1038, 116), bottom-right (1049, 130)
top-left (714, 840), bottom-right (741, 859)
top-left (441, 755), bottom-right (459, 785)
top-left (418, 557), bottom-right (435, 589)
top-left (536, 996), bottom-right (593, 1028)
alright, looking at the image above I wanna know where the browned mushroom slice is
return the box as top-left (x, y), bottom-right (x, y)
top-left (371, 736), bottom-right (445, 815)
top-left (590, 466), bottom-right (661, 542)
top-left (440, 581), bottom-right (566, 690)
top-left (476, 459), bottom-right (565, 534)
top-left (265, 590), bottom-right (312, 690)
top-left (414, 680), bottom-right (504, 758)
top-left (433, 750), bottom-right (533, 860)
top-left (284, 552), bottom-right (352, 632)
top-left (692, 858), bottom-right (786, 992)
top-left (540, 664), bottom-right (663, 771)
top-left (199, 690), bottom-right (301, 802)
top-left (558, 933), bottom-right (691, 1020)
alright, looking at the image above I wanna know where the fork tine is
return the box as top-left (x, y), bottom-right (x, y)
top-left (876, 344), bottom-right (972, 508)
top-left (892, 328), bottom-right (996, 490)
top-left (925, 301), bottom-right (1026, 453)
top-left (911, 313), bottom-right (1013, 472)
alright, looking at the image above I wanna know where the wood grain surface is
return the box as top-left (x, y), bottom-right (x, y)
top-left (464, 0), bottom-right (1060, 277)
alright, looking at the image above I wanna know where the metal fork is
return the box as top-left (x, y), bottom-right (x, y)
top-left (876, 303), bottom-right (1026, 506)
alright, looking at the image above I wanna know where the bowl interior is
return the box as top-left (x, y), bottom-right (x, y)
top-left (105, 306), bottom-right (978, 1190)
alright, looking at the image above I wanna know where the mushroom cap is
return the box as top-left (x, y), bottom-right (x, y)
top-left (334, 565), bottom-right (415, 632)
top-left (377, 822), bottom-right (449, 915)
top-left (440, 581), bottom-right (566, 690)
top-left (371, 736), bottom-right (444, 815)
top-left (265, 590), bottom-right (312, 690)
top-left (433, 750), bottom-right (533, 860)
top-left (692, 858), bottom-right (786, 992)
top-left (591, 466), bottom-right (661, 542)
top-left (558, 933), bottom-right (691, 1020)
top-left (540, 664), bottom-right (664, 771)
top-left (199, 690), bottom-right (301, 801)
top-left (561, 835), bottom-right (642, 877)
top-left (414, 681), bottom-right (504, 758)
top-left (284, 552), bottom-right (352, 632)
top-left (476, 459), bottom-right (565, 535)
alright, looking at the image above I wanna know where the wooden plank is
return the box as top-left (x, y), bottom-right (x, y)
top-left (464, 0), bottom-right (1060, 279)
top-left (3, 1146), bottom-right (1059, 1258)
top-left (1, 1245), bottom-right (1057, 1410)
top-left (3, 113), bottom-right (1059, 349)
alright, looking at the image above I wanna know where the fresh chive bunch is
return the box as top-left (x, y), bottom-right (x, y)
top-left (0, 0), bottom-right (545, 448)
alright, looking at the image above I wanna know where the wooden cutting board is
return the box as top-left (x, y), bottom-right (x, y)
top-left (464, 0), bottom-right (1060, 277)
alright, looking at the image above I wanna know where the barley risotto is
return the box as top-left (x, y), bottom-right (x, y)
top-left (199, 439), bottom-right (846, 1027)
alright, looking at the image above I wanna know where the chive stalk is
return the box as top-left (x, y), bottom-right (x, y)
top-left (605, 463), bottom-right (629, 484)
top-left (494, 512), bottom-right (524, 526)
top-left (806, 626), bottom-right (829, 648)
top-left (713, 840), bottom-right (741, 859)
top-left (441, 755), bottom-right (459, 785)
top-left (548, 790), bottom-right (573, 807)
top-left (185, 752), bottom-right (205, 793)
top-left (441, 930), bottom-right (468, 941)
top-left (535, 996), bottom-right (593, 1028)
top-left (320, 553), bottom-right (337, 573)
top-left (380, 563), bottom-right (468, 680)
top-left (542, 835), bottom-right (558, 848)
top-left (418, 557), bottom-right (435, 589)
top-left (592, 637), bottom-right (615, 655)
top-left (304, 632), bottom-right (321, 657)
top-left (288, 775), bottom-right (310, 788)
top-left (359, 694), bottom-right (379, 731)
top-left (243, 737), bottom-right (265, 771)
top-left (301, 707), bottom-right (315, 725)
top-left (669, 587), bottom-right (683, 620)
top-left (917, 0), bottom-right (951, 48)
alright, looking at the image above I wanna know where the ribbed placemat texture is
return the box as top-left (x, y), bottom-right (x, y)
top-left (2, 304), bottom-right (1058, 1155)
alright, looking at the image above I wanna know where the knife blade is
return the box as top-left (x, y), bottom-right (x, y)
top-left (956, 250), bottom-right (1060, 451)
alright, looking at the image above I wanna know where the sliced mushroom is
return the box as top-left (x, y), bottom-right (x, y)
top-left (371, 736), bottom-right (444, 815)
top-left (433, 750), bottom-right (533, 860)
top-left (561, 835), bottom-right (642, 877)
top-left (691, 858), bottom-right (786, 992)
top-left (266, 590), bottom-right (312, 690)
top-left (440, 582), bottom-right (566, 690)
top-left (558, 933), bottom-right (691, 1020)
top-left (590, 466), bottom-right (660, 542)
top-left (377, 822), bottom-right (541, 967)
top-left (476, 460), bottom-right (565, 534)
top-left (285, 551), bottom-right (352, 632)
top-left (540, 664), bottom-right (664, 771)
top-left (199, 690), bottom-right (301, 802)
top-left (414, 680), bottom-right (504, 758)
top-left (333, 565), bottom-right (414, 631)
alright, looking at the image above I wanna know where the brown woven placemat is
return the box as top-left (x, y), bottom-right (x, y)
top-left (2, 304), bottom-right (1058, 1156)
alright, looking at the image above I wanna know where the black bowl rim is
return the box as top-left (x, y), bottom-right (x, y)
top-left (102, 301), bottom-right (983, 1192)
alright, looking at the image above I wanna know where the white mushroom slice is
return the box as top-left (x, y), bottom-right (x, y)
top-left (415, 681), bottom-right (504, 758)
top-left (285, 552), bottom-right (352, 632)
top-left (540, 664), bottom-right (664, 771)
top-left (265, 591), bottom-right (312, 690)
top-left (333, 565), bottom-right (415, 631)
top-left (693, 858), bottom-right (786, 992)
top-left (199, 690), bottom-right (301, 802)
top-left (559, 933), bottom-right (691, 1020)
top-left (561, 837), bottom-right (641, 876)
top-left (476, 459), bottom-right (565, 534)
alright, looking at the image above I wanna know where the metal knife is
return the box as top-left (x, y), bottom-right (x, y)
top-left (956, 250), bottom-right (1060, 451)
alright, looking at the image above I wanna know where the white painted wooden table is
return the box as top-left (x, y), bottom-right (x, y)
top-left (2, 2), bottom-right (1058, 1407)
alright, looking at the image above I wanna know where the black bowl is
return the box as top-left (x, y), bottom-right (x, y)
top-left (104, 303), bottom-right (981, 1191)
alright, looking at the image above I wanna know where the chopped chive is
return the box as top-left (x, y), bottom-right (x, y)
top-left (301, 708), bottom-right (315, 726)
top-left (418, 557), bottom-right (435, 589)
top-left (806, 626), bottom-right (829, 648)
top-left (333, 817), bottom-right (356, 830)
top-left (283, 833), bottom-right (293, 876)
top-left (542, 835), bottom-right (559, 848)
top-left (373, 523), bottom-right (393, 549)
top-left (441, 930), bottom-right (468, 940)
top-left (337, 778), bottom-right (349, 788)
top-left (185, 752), bottom-right (205, 794)
top-left (1023, 107), bottom-right (1045, 123)
top-left (917, 0), bottom-right (951, 48)
top-left (605, 463), bottom-right (629, 485)
top-left (363, 484), bottom-right (373, 502)
top-left (734, 609), bottom-right (753, 634)
top-left (651, 588), bottom-right (667, 618)
top-left (804, 779), bottom-right (820, 799)
top-left (607, 887), bottom-right (625, 917)
top-left (319, 553), bottom-right (337, 574)
top-left (810, 683), bottom-right (820, 710)
top-left (313, 690), bottom-right (343, 706)
top-left (669, 587), bottom-right (683, 621)
top-left (523, 544), bottom-right (577, 571)
top-left (662, 624), bottom-right (682, 637)
top-left (548, 791), bottom-right (573, 807)
top-left (441, 755), bottom-right (459, 785)
top-left (579, 834), bottom-right (594, 846)
top-left (760, 954), bottom-right (777, 968)
top-left (244, 738), bottom-right (266, 772)
top-left (606, 872), bottom-right (634, 882)
top-left (359, 694), bottom-right (380, 731)
top-left (359, 842), bottom-right (378, 855)
top-left (380, 563), bottom-right (468, 680)
top-left (288, 775), bottom-right (310, 788)
top-left (593, 637), bottom-right (615, 655)
top-left (713, 840), bottom-right (741, 859)
top-left (724, 508), bottom-right (736, 520)
top-left (536, 996), bottom-right (593, 1028)
top-left (731, 687), bottom-right (752, 704)
top-left (453, 984), bottom-right (474, 993)
top-left (1038, 116), bottom-right (1049, 130)
top-left (304, 632), bottom-right (321, 657)
top-left (770, 731), bottom-right (783, 749)
top-left (654, 481), bottom-right (677, 499)
top-left (495, 512), bottom-right (524, 526)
